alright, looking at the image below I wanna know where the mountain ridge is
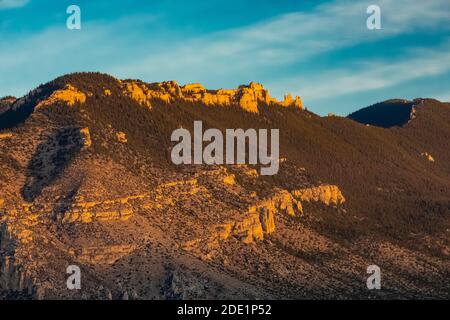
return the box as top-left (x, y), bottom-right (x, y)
top-left (0, 72), bottom-right (449, 299)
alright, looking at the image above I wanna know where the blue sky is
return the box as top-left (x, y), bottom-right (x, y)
top-left (0, 0), bottom-right (449, 115)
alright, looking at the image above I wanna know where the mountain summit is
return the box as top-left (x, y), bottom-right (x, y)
top-left (0, 73), bottom-right (449, 299)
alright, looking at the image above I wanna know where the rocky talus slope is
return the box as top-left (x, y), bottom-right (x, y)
top-left (0, 73), bottom-right (449, 299)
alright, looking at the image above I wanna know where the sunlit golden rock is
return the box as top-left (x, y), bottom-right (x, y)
top-left (294, 96), bottom-right (303, 109)
top-left (80, 127), bottom-right (92, 148)
top-left (292, 185), bottom-right (346, 206)
top-left (207, 189), bottom-right (302, 245)
top-left (216, 224), bottom-right (232, 240)
top-left (182, 83), bottom-right (206, 94)
top-left (233, 214), bottom-right (264, 244)
top-left (0, 133), bottom-right (13, 139)
top-left (17, 229), bottom-right (33, 244)
top-left (421, 152), bottom-right (435, 163)
top-left (36, 84), bottom-right (86, 109)
top-left (116, 131), bottom-right (128, 143)
top-left (281, 93), bottom-right (303, 109)
top-left (238, 88), bottom-right (259, 113)
top-left (223, 174), bottom-right (236, 185)
top-left (123, 82), bottom-right (152, 108)
top-left (121, 80), bottom-right (302, 114)
top-left (69, 245), bottom-right (137, 265)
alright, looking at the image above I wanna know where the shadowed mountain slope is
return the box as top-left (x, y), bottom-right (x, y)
top-left (348, 99), bottom-right (415, 128)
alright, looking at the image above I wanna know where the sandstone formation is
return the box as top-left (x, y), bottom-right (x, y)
top-left (0, 133), bottom-right (13, 139)
top-left (0, 256), bottom-right (34, 294)
top-left (36, 84), bottom-right (86, 109)
top-left (421, 152), bottom-right (435, 163)
top-left (80, 127), bottom-right (92, 148)
top-left (292, 185), bottom-right (346, 206)
top-left (58, 196), bottom-right (141, 223)
top-left (123, 82), bottom-right (153, 108)
top-left (122, 80), bottom-right (303, 113)
top-left (213, 189), bottom-right (302, 244)
top-left (282, 94), bottom-right (302, 109)
top-left (69, 245), bottom-right (137, 265)
top-left (0, 225), bottom-right (35, 295)
top-left (222, 174), bottom-right (236, 185)
top-left (116, 131), bottom-right (128, 143)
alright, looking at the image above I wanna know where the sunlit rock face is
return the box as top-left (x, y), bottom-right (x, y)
top-left (122, 80), bottom-right (303, 113)
top-left (36, 84), bottom-right (86, 109)
top-left (292, 185), bottom-right (346, 206)
top-left (1, 72), bottom-right (449, 300)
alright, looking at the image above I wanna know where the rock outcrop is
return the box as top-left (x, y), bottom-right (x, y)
top-left (69, 245), bottom-right (137, 265)
top-left (59, 197), bottom-right (138, 223)
top-left (292, 185), bottom-right (345, 206)
top-left (0, 133), bottom-right (13, 139)
top-left (80, 127), bottom-right (92, 148)
top-left (421, 152), bottom-right (435, 163)
top-left (36, 84), bottom-right (86, 109)
top-left (282, 94), bottom-right (302, 109)
top-left (122, 80), bottom-right (303, 113)
top-left (0, 255), bottom-right (34, 294)
top-left (222, 174), bottom-right (236, 185)
top-left (116, 131), bottom-right (127, 143)
top-left (123, 82), bottom-right (154, 108)
top-left (214, 189), bottom-right (302, 244)
top-left (0, 225), bottom-right (35, 295)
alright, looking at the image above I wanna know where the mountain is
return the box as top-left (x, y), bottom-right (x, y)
top-left (348, 99), bottom-right (416, 128)
top-left (0, 72), bottom-right (449, 299)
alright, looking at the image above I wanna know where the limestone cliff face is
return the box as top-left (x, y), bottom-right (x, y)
top-left (282, 94), bottom-right (302, 109)
top-left (215, 189), bottom-right (302, 244)
top-left (0, 225), bottom-right (34, 295)
top-left (211, 185), bottom-right (345, 245)
top-left (36, 84), bottom-right (86, 109)
top-left (122, 80), bottom-right (303, 113)
top-left (292, 185), bottom-right (346, 206)
top-left (0, 133), bottom-right (13, 139)
top-left (58, 195), bottom-right (142, 223)
top-left (0, 255), bottom-right (34, 294)
top-left (69, 245), bottom-right (137, 265)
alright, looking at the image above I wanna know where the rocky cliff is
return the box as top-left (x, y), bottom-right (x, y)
top-left (122, 80), bottom-right (302, 113)
top-left (0, 72), bottom-right (449, 299)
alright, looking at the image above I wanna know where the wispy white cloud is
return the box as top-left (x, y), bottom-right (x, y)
top-left (112, 0), bottom-right (450, 82)
top-left (0, 0), bottom-right (29, 9)
top-left (275, 41), bottom-right (450, 101)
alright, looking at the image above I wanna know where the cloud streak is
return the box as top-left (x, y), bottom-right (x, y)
top-left (112, 0), bottom-right (450, 80)
top-left (0, 0), bottom-right (29, 9)
top-left (283, 42), bottom-right (450, 101)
